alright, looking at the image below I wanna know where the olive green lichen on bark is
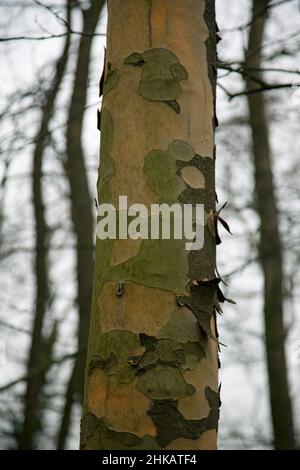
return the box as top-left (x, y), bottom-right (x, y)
top-left (124, 48), bottom-right (188, 113)
top-left (81, 412), bottom-right (161, 450)
top-left (177, 279), bottom-right (220, 338)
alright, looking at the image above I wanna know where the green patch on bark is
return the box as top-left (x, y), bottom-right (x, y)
top-left (98, 330), bottom-right (140, 362)
top-left (169, 62), bottom-right (188, 81)
top-left (177, 279), bottom-right (220, 338)
top-left (183, 342), bottom-right (206, 362)
top-left (110, 234), bottom-right (188, 293)
top-left (137, 365), bottom-right (195, 400)
top-left (108, 362), bottom-right (137, 384)
top-left (204, 0), bottom-right (217, 107)
top-left (187, 226), bottom-right (216, 280)
top-left (104, 68), bottom-right (120, 94)
top-left (144, 149), bottom-right (186, 204)
top-left (97, 108), bottom-right (116, 203)
top-left (124, 48), bottom-right (188, 112)
top-left (88, 353), bottom-right (117, 375)
top-left (148, 386), bottom-right (220, 447)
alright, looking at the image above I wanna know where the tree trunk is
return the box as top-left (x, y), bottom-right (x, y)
top-left (18, 0), bottom-right (71, 450)
top-left (81, 0), bottom-right (220, 450)
top-left (245, 0), bottom-right (295, 450)
top-left (56, 0), bottom-right (104, 449)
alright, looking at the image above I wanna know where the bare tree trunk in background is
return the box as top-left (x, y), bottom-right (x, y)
top-left (56, 0), bottom-right (104, 449)
top-left (245, 0), bottom-right (295, 450)
top-left (18, 0), bottom-right (72, 450)
top-left (81, 0), bottom-right (220, 450)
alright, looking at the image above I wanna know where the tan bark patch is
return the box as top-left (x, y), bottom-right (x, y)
top-left (105, 376), bottom-right (156, 437)
top-left (180, 166), bottom-right (205, 189)
top-left (99, 281), bottom-right (175, 336)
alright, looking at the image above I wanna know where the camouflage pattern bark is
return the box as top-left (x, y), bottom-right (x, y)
top-left (81, 0), bottom-right (220, 450)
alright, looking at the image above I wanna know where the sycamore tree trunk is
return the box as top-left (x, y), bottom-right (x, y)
top-left (81, 0), bottom-right (220, 450)
top-left (245, 0), bottom-right (295, 450)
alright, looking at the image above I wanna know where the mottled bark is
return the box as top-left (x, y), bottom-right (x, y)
top-left (245, 0), bottom-right (295, 450)
top-left (18, 0), bottom-right (72, 450)
top-left (81, 0), bottom-right (220, 450)
top-left (56, 0), bottom-right (104, 449)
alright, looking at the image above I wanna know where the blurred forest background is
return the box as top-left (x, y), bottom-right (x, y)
top-left (0, 0), bottom-right (299, 450)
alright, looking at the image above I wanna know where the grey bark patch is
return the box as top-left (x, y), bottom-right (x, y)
top-left (169, 62), bottom-right (188, 81)
top-left (183, 342), bottom-right (206, 361)
top-left (169, 140), bottom-right (195, 162)
top-left (139, 77), bottom-right (182, 102)
top-left (98, 330), bottom-right (140, 362)
top-left (108, 363), bottom-right (136, 384)
top-left (158, 310), bottom-right (200, 344)
top-left (124, 48), bottom-right (188, 112)
top-left (80, 412), bottom-right (101, 447)
top-left (148, 386), bottom-right (220, 447)
top-left (177, 279), bottom-right (220, 338)
top-left (205, 386), bottom-right (221, 430)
